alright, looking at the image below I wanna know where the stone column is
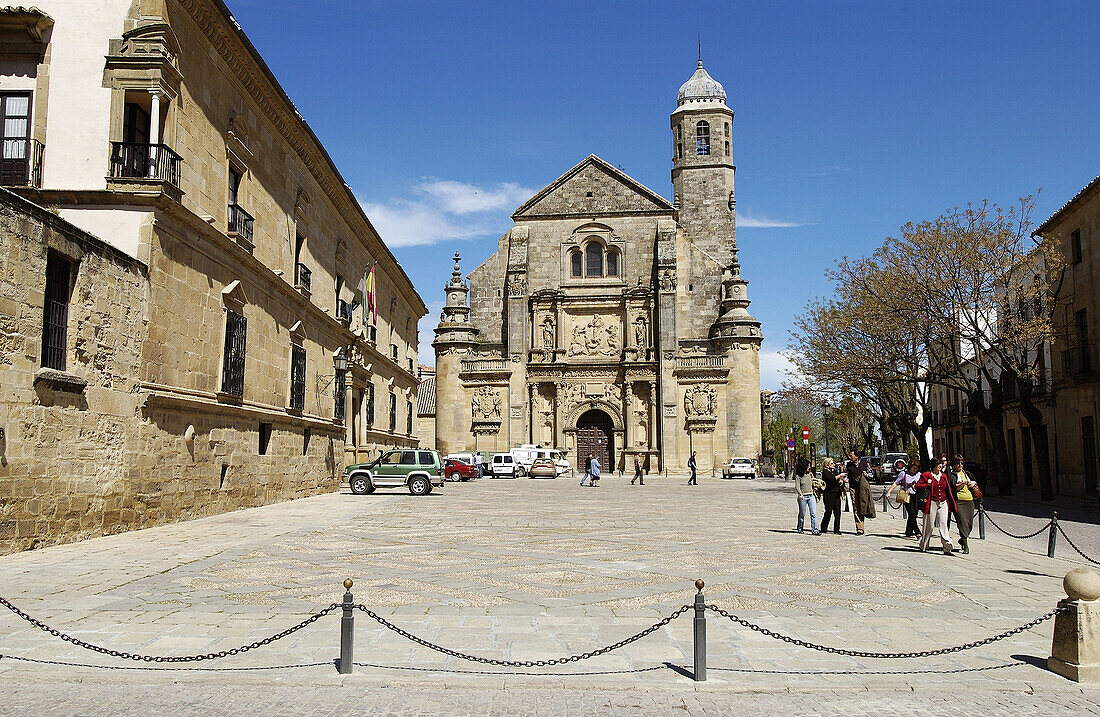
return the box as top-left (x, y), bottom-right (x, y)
top-left (148, 90), bottom-right (161, 177)
top-left (649, 381), bottom-right (658, 453)
top-left (1049, 567), bottom-right (1100, 682)
top-left (624, 382), bottom-right (634, 449)
top-left (343, 379), bottom-right (354, 463)
top-left (528, 383), bottom-right (537, 444)
top-left (554, 383), bottom-right (565, 450)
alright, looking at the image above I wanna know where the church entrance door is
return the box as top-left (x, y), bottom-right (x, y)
top-left (576, 409), bottom-right (614, 472)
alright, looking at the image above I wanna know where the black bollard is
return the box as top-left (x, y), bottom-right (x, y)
top-left (978, 503), bottom-right (986, 540)
top-left (339, 578), bottom-right (354, 674)
top-left (1048, 512), bottom-right (1058, 559)
top-left (693, 579), bottom-right (707, 682)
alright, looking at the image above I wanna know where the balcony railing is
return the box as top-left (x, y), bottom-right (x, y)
top-left (109, 142), bottom-right (181, 186)
top-left (676, 355), bottom-right (727, 368)
top-left (461, 358), bottom-right (509, 372)
top-left (1061, 348), bottom-right (1093, 378)
top-left (295, 262), bottom-right (312, 294)
top-left (0, 139), bottom-right (43, 187)
top-left (227, 203), bottom-right (254, 245)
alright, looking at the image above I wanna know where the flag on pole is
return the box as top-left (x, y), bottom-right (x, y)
top-left (365, 263), bottom-right (377, 324)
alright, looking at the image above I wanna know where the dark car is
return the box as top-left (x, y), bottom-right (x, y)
top-left (444, 458), bottom-right (477, 482)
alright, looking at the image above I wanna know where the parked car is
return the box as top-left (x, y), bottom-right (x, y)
top-left (345, 449), bottom-right (444, 496)
top-left (444, 452), bottom-right (475, 466)
top-left (882, 452), bottom-right (909, 482)
top-left (528, 458), bottom-right (557, 479)
top-left (511, 444), bottom-right (571, 475)
top-left (490, 452), bottom-right (523, 478)
top-left (722, 457), bottom-right (757, 479)
top-left (444, 458), bottom-right (477, 482)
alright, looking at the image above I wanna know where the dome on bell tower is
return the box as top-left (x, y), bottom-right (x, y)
top-left (677, 60), bottom-right (726, 106)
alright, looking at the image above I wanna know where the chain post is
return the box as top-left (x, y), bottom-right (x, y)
top-left (693, 579), bottom-right (706, 682)
top-left (977, 502), bottom-right (986, 540)
top-left (339, 578), bottom-right (354, 674)
top-left (1048, 512), bottom-right (1059, 558)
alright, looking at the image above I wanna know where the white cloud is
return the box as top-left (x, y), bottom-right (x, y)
top-left (738, 210), bottom-right (805, 228)
top-left (418, 179), bottom-right (534, 215)
top-left (759, 349), bottom-right (798, 390)
top-left (361, 178), bottom-right (536, 248)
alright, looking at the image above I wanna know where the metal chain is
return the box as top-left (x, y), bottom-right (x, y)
top-left (1057, 524), bottom-right (1100, 566)
top-left (704, 604), bottom-right (1061, 658)
top-left (982, 511), bottom-right (1052, 540)
top-left (354, 603), bottom-right (691, 667)
top-left (0, 595), bottom-right (338, 663)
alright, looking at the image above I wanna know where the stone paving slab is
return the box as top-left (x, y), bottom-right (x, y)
top-left (0, 474), bottom-right (1097, 706)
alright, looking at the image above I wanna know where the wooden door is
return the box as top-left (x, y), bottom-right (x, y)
top-left (576, 410), bottom-right (613, 472)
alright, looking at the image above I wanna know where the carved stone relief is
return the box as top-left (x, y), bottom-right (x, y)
top-left (566, 314), bottom-right (621, 357)
top-left (508, 274), bottom-right (527, 296)
top-left (659, 270), bottom-right (676, 293)
top-left (471, 386), bottom-right (502, 420)
top-left (684, 384), bottom-right (718, 417)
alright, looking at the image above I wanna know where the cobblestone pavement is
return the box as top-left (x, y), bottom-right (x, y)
top-left (0, 474), bottom-right (1097, 714)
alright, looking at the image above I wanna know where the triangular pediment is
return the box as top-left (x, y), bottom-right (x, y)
top-left (512, 155), bottom-right (674, 219)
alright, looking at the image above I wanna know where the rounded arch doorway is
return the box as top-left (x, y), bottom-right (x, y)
top-left (576, 409), bottom-right (614, 472)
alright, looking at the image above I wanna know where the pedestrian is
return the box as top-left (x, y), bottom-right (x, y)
top-left (915, 455), bottom-right (957, 555)
top-left (590, 455), bottom-right (601, 487)
top-left (794, 457), bottom-right (820, 535)
top-left (846, 449), bottom-right (876, 535)
top-left (819, 458), bottom-right (844, 534)
top-left (951, 454), bottom-right (978, 555)
top-left (580, 453), bottom-right (593, 486)
top-left (631, 456), bottom-right (644, 485)
top-left (474, 452), bottom-right (483, 479)
top-left (687, 451), bottom-right (698, 485)
top-left (887, 459), bottom-right (923, 538)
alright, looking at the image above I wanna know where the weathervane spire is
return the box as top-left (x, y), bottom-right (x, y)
top-left (698, 35), bottom-right (702, 65)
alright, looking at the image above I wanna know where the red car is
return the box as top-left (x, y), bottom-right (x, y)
top-left (444, 458), bottom-right (477, 482)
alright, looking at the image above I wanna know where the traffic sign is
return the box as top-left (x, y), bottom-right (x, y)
top-left (786, 439), bottom-right (795, 449)
top-left (802, 426), bottom-right (810, 439)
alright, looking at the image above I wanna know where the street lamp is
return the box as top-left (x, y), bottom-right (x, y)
top-left (821, 400), bottom-right (830, 459)
top-left (333, 351), bottom-right (348, 373)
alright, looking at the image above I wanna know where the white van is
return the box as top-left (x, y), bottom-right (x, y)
top-left (511, 445), bottom-right (570, 476)
top-left (490, 452), bottom-right (520, 478)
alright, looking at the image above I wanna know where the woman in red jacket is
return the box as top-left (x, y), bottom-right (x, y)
top-left (915, 455), bottom-right (957, 555)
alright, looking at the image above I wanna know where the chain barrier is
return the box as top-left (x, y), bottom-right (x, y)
top-left (1056, 524), bottom-right (1100, 566)
top-left (703, 604), bottom-right (1061, 658)
top-left (982, 511), bottom-right (1052, 540)
top-left (0, 594), bottom-right (339, 663)
top-left (353, 603), bottom-right (691, 667)
top-left (0, 653), bottom-right (332, 672)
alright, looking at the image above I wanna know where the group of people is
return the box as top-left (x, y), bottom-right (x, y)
top-left (793, 450), bottom-right (980, 556)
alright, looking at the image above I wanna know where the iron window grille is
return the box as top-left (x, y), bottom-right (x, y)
top-left (389, 392), bottom-right (397, 432)
top-left (290, 343), bottom-right (306, 410)
top-left (228, 203), bottom-right (254, 245)
top-left (334, 368), bottom-right (346, 422)
top-left (41, 252), bottom-right (72, 371)
top-left (365, 382), bottom-right (375, 425)
top-left (406, 400), bottom-right (413, 434)
top-left (108, 142), bottom-right (182, 186)
top-left (221, 309), bottom-right (247, 397)
top-left (295, 262), bottom-right (312, 293)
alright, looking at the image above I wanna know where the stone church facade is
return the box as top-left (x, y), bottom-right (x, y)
top-left (434, 62), bottom-right (761, 472)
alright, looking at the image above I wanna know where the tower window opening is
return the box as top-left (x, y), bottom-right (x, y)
top-left (606, 249), bottom-right (619, 277)
top-left (677, 125), bottom-right (682, 141)
top-left (570, 249), bottom-right (582, 277)
top-left (725, 140), bottom-right (730, 156)
top-left (724, 122), bottom-right (730, 136)
top-left (585, 242), bottom-right (603, 277)
top-left (676, 143), bottom-right (683, 159)
top-left (696, 121), bottom-right (710, 156)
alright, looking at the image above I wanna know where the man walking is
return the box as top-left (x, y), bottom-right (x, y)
top-left (687, 451), bottom-right (698, 485)
top-left (474, 453), bottom-right (483, 479)
top-left (580, 453), bottom-right (593, 486)
top-left (631, 456), bottom-right (644, 485)
top-left (590, 455), bottom-right (601, 487)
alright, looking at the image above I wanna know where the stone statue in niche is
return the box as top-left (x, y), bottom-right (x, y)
top-left (542, 316), bottom-right (555, 348)
top-left (634, 315), bottom-right (648, 347)
top-left (471, 386), bottom-right (502, 420)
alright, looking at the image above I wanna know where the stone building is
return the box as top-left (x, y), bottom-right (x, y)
top-left (0, 0), bottom-right (425, 553)
top-left (433, 62), bottom-right (762, 473)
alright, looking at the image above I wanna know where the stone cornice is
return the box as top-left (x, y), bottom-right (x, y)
top-left (173, 0), bottom-right (426, 315)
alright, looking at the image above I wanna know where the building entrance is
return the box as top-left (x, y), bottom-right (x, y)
top-left (576, 409), bottom-right (614, 472)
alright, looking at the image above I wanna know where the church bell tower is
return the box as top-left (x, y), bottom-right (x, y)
top-left (670, 59), bottom-right (736, 266)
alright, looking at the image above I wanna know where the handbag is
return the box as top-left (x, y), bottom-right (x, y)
top-left (895, 489), bottom-right (909, 505)
top-left (970, 484), bottom-right (983, 501)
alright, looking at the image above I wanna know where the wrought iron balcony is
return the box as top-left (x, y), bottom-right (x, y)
top-left (109, 142), bottom-right (181, 186)
top-left (295, 262), bottom-right (312, 294)
top-left (227, 203), bottom-right (254, 245)
top-left (0, 139), bottom-right (43, 187)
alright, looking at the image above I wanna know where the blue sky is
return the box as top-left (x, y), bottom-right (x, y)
top-left (228, 0), bottom-right (1100, 389)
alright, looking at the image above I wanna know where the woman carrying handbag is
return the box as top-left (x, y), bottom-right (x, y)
top-left (950, 454), bottom-right (980, 554)
top-left (887, 459), bottom-right (923, 538)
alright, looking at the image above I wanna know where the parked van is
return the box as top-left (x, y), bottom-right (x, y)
top-left (511, 445), bottom-right (570, 476)
top-left (490, 452), bottom-right (520, 478)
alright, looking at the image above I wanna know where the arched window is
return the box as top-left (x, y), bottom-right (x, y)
top-left (696, 121), bottom-right (710, 156)
top-left (677, 125), bottom-right (683, 141)
top-left (585, 242), bottom-right (603, 277)
top-left (570, 249), bottom-right (582, 277)
top-left (606, 249), bottom-right (619, 277)
top-left (725, 140), bottom-right (730, 156)
top-left (724, 121), bottom-right (730, 136)
top-left (676, 143), bottom-right (683, 159)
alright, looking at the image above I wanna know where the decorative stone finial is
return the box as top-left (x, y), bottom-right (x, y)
top-left (1064, 568), bottom-right (1100, 602)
